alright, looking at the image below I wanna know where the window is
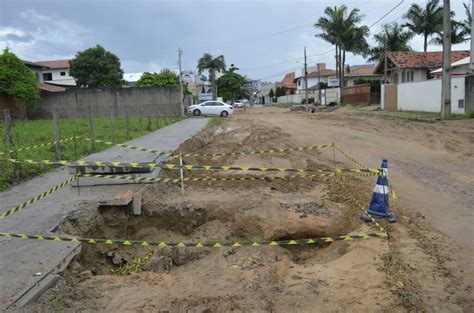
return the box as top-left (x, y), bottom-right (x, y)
top-left (402, 70), bottom-right (406, 83)
top-left (298, 80), bottom-right (301, 86)
top-left (43, 73), bottom-right (53, 81)
top-left (411, 71), bottom-right (414, 82)
top-left (60, 71), bottom-right (66, 76)
top-left (458, 99), bottom-right (465, 109)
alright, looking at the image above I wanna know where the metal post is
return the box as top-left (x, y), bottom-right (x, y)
top-left (179, 154), bottom-right (184, 196)
top-left (441, 0), bottom-right (452, 119)
top-left (304, 47), bottom-right (309, 110)
top-left (73, 132), bottom-right (80, 194)
top-left (87, 106), bottom-right (95, 151)
top-left (332, 142), bottom-right (337, 172)
top-left (384, 43), bottom-right (388, 84)
top-left (52, 110), bottom-right (61, 160)
top-left (4, 109), bottom-right (19, 182)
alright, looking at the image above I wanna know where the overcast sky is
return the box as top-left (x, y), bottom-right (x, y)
top-left (0, 0), bottom-right (471, 82)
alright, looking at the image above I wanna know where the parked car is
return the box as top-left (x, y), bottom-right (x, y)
top-left (188, 101), bottom-right (234, 117)
top-left (233, 101), bottom-right (244, 108)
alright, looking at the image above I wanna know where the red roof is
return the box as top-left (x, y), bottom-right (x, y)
top-left (281, 72), bottom-right (296, 89)
top-left (39, 83), bottom-right (66, 92)
top-left (34, 60), bottom-right (71, 69)
top-left (375, 50), bottom-right (470, 73)
top-left (345, 65), bottom-right (376, 77)
top-left (307, 68), bottom-right (336, 78)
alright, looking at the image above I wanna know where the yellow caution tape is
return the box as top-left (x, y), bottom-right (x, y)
top-left (0, 158), bottom-right (383, 175)
top-left (172, 144), bottom-right (334, 158)
top-left (0, 137), bottom-right (78, 156)
top-left (0, 231), bottom-right (387, 247)
top-left (0, 175), bottom-right (77, 220)
top-left (79, 171), bottom-right (380, 184)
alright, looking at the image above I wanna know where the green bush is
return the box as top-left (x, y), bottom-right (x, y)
top-left (0, 49), bottom-right (40, 108)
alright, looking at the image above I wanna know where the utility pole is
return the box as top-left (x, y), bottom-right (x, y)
top-left (304, 47), bottom-right (309, 110)
top-left (178, 48), bottom-right (183, 83)
top-left (384, 43), bottom-right (388, 84)
top-left (178, 48), bottom-right (185, 116)
top-left (441, 0), bottom-right (451, 119)
top-left (470, 0), bottom-right (474, 73)
top-left (317, 63), bottom-right (322, 105)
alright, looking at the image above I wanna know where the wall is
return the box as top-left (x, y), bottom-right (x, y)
top-left (0, 95), bottom-right (28, 119)
top-left (341, 84), bottom-right (371, 105)
top-left (321, 88), bottom-right (340, 105)
top-left (396, 77), bottom-right (465, 114)
top-left (29, 86), bottom-right (183, 119)
top-left (277, 94), bottom-right (305, 104)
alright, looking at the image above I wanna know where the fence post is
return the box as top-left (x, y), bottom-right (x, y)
top-left (138, 103), bottom-right (143, 131)
top-left (52, 110), bottom-right (61, 160)
top-left (146, 113), bottom-right (152, 131)
top-left (125, 102), bottom-right (130, 138)
top-left (87, 106), bottom-right (95, 151)
top-left (4, 109), bottom-right (19, 182)
top-left (110, 105), bottom-right (116, 144)
top-left (179, 154), bottom-right (185, 195)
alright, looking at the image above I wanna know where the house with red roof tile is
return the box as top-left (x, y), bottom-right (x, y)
top-left (344, 64), bottom-right (381, 86)
top-left (374, 50), bottom-right (470, 84)
top-left (33, 59), bottom-right (76, 87)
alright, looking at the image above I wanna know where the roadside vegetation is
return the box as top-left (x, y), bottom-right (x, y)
top-left (0, 116), bottom-right (182, 190)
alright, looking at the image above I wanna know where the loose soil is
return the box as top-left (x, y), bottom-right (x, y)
top-left (26, 107), bottom-right (473, 312)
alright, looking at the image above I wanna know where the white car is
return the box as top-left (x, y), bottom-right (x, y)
top-left (233, 101), bottom-right (244, 108)
top-left (188, 101), bottom-right (234, 117)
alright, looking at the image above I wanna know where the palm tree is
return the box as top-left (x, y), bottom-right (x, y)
top-left (368, 23), bottom-right (413, 63)
top-left (430, 21), bottom-right (469, 45)
top-left (315, 5), bottom-right (369, 87)
top-left (459, 2), bottom-right (472, 39)
top-left (403, 0), bottom-right (444, 52)
top-left (197, 53), bottom-right (226, 100)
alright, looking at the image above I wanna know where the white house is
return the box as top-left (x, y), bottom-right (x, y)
top-left (33, 60), bottom-right (76, 87)
top-left (431, 56), bottom-right (471, 78)
top-left (294, 63), bottom-right (336, 94)
top-left (374, 51), bottom-right (470, 84)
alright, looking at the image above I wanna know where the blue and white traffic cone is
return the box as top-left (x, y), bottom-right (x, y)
top-left (361, 159), bottom-right (397, 223)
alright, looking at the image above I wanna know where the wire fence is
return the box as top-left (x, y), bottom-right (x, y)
top-left (0, 106), bottom-right (182, 190)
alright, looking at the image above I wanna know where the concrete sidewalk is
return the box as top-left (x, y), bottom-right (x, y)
top-left (0, 117), bottom-right (208, 311)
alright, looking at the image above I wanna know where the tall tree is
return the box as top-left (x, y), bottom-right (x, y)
top-left (197, 53), bottom-right (226, 100)
top-left (430, 21), bottom-right (469, 45)
top-left (315, 5), bottom-right (368, 87)
top-left (135, 69), bottom-right (180, 87)
top-left (0, 49), bottom-right (40, 108)
top-left (70, 45), bottom-right (123, 88)
top-left (403, 0), bottom-right (444, 52)
top-left (368, 23), bottom-right (413, 62)
top-left (459, 2), bottom-right (472, 39)
top-left (216, 65), bottom-right (247, 102)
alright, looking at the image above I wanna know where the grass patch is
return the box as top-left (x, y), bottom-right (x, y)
top-left (0, 116), bottom-right (183, 190)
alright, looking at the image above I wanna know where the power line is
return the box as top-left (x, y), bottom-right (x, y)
top-left (252, 0), bottom-right (409, 81)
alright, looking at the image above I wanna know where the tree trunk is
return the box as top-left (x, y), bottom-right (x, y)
top-left (210, 70), bottom-right (216, 100)
top-left (335, 44), bottom-right (339, 85)
top-left (424, 32), bottom-right (428, 52)
top-left (341, 50), bottom-right (346, 88)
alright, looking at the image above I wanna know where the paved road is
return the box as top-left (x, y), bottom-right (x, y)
top-left (0, 117), bottom-right (208, 311)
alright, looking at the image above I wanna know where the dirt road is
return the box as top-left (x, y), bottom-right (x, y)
top-left (27, 107), bottom-right (473, 312)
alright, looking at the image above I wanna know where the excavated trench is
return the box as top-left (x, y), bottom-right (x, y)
top-left (56, 177), bottom-right (362, 280)
top-left (56, 119), bottom-right (366, 281)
